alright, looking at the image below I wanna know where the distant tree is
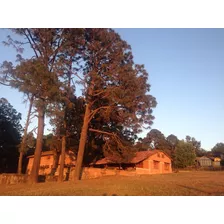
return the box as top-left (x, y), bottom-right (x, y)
top-left (185, 135), bottom-right (201, 156)
top-left (143, 129), bottom-right (171, 155)
top-left (135, 138), bottom-right (150, 151)
top-left (205, 150), bottom-right (213, 157)
top-left (173, 140), bottom-right (196, 168)
top-left (211, 143), bottom-right (224, 166)
top-left (0, 98), bottom-right (22, 173)
top-left (211, 143), bottom-right (224, 154)
top-left (167, 134), bottom-right (178, 148)
top-left (166, 134), bottom-right (179, 159)
top-left (196, 148), bottom-right (207, 157)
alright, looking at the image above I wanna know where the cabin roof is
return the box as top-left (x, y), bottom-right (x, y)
top-left (208, 157), bottom-right (221, 161)
top-left (27, 150), bottom-right (55, 158)
top-left (27, 150), bottom-right (76, 159)
top-left (94, 150), bottom-right (170, 165)
top-left (196, 156), bottom-right (212, 161)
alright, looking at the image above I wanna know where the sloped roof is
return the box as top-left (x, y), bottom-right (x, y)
top-left (130, 150), bottom-right (159, 163)
top-left (208, 157), bottom-right (221, 162)
top-left (94, 150), bottom-right (168, 165)
top-left (27, 150), bottom-right (76, 159)
top-left (27, 150), bottom-right (54, 158)
top-left (196, 156), bottom-right (212, 161)
top-left (27, 150), bottom-right (76, 166)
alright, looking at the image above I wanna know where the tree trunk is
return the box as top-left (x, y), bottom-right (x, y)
top-left (58, 135), bottom-right (66, 182)
top-left (74, 103), bottom-right (91, 180)
top-left (17, 95), bottom-right (34, 174)
top-left (29, 105), bottom-right (45, 183)
top-left (17, 151), bottom-right (24, 174)
top-left (58, 59), bottom-right (71, 181)
top-left (50, 150), bottom-right (60, 176)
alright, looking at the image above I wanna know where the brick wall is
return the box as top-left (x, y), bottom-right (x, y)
top-left (135, 152), bottom-right (172, 175)
top-left (0, 174), bottom-right (28, 185)
top-left (69, 166), bottom-right (171, 180)
top-left (69, 167), bottom-right (119, 180)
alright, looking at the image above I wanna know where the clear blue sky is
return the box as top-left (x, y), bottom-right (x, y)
top-left (0, 29), bottom-right (224, 150)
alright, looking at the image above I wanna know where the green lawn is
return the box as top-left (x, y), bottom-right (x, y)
top-left (1, 171), bottom-right (224, 196)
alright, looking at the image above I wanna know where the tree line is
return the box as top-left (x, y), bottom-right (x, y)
top-left (1, 29), bottom-right (223, 181)
top-left (136, 129), bottom-right (224, 168)
top-left (0, 28), bottom-right (156, 182)
top-left (1, 98), bottom-right (223, 175)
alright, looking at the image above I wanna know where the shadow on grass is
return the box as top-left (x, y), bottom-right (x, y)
top-left (102, 193), bottom-right (129, 196)
top-left (177, 184), bottom-right (224, 196)
top-left (38, 175), bottom-right (46, 183)
top-left (102, 193), bottom-right (117, 196)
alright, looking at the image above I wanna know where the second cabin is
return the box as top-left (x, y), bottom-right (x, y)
top-left (93, 150), bottom-right (172, 174)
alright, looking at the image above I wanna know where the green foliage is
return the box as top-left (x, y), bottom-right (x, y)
top-left (1, 29), bottom-right (157, 172)
top-left (142, 129), bottom-right (172, 156)
top-left (185, 135), bottom-right (202, 156)
top-left (211, 142), bottom-right (224, 154)
top-left (102, 133), bottom-right (137, 164)
top-left (19, 131), bottom-right (36, 153)
top-left (221, 160), bottom-right (224, 166)
top-left (49, 95), bottom-right (85, 152)
top-left (0, 98), bottom-right (22, 173)
top-left (135, 138), bottom-right (150, 151)
top-left (173, 140), bottom-right (196, 168)
top-left (167, 134), bottom-right (178, 148)
top-left (81, 29), bottom-right (157, 133)
top-left (75, 29), bottom-right (157, 164)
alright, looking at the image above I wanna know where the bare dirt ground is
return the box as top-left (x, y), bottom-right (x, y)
top-left (1, 171), bottom-right (224, 196)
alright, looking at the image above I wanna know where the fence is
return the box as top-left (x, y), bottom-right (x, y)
top-left (176, 166), bottom-right (224, 172)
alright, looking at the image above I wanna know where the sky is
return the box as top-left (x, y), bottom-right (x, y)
top-left (0, 28), bottom-right (224, 151)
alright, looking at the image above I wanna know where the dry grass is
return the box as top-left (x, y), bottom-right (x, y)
top-left (1, 171), bottom-right (224, 196)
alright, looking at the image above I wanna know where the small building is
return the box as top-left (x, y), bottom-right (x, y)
top-left (26, 150), bottom-right (76, 176)
top-left (94, 150), bottom-right (172, 175)
top-left (209, 157), bottom-right (221, 167)
top-left (196, 156), bottom-right (212, 167)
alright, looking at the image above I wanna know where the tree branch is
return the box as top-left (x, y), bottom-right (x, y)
top-left (25, 29), bottom-right (42, 58)
top-left (88, 128), bottom-right (114, 136)
top-left (49, 29), bottom-right (65, 72)
top-left (88, 106), bottom-right (111, 123)
top-left (0, 81), bottom-right (10, 86)
top-left (73, 72), bottom-right (85, 82)
top-left (29, 126), bottom-right (38, 134)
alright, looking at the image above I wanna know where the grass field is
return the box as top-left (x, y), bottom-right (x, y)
top-left (1, 171), bottom-right (224, 196)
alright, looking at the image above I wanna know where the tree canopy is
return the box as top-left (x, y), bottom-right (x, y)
top-left (0, 98), bottom-right (22, 173)
top-left (1, 29), bottom-right (157, 180)
top-left (212, 143), bottom-right (224, 154)
top-left (141, 129), bottom-right (172, 156)
top-left (173, 140), bottom-right (196, 168)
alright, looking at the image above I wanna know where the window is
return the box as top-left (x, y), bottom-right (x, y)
top-left (136, 161), bottom-right (143, 168)
top-left (153, 161), bottom-right (159, 169)
top-left (164, 163), bottom-right (169, 170)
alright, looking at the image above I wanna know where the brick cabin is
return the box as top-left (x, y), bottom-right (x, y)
top-left (196, 156), bottom-right (221, 167)
top-left (26, 150), bottom-right (76, 176)
top-left (93, 150), bottom-right (172, 175)
top-left (210, 157), bottom-right (221, 167)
